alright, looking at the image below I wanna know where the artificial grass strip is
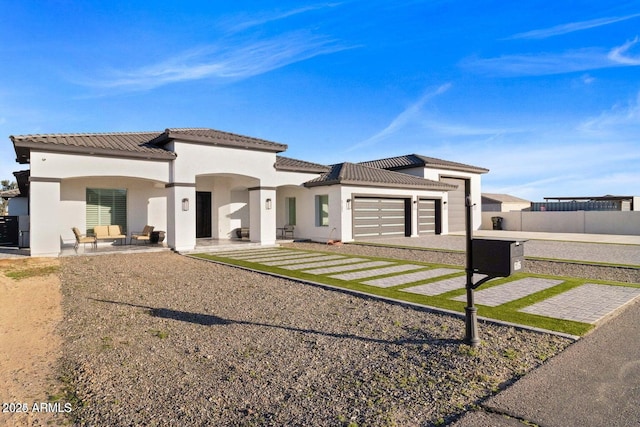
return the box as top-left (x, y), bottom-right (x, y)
top-left (192, 248), bottom-right (633, 337)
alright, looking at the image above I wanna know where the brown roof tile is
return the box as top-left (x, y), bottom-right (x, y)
top-left (359, 153), bottom-right (489, 174)
top-left (304, 162), bottom-right (458, 190)
top-left (11, 131), bottom-right (175, 163)
top-left (10, 128), bottom-right (289, 164)
top-left (152, 128), bottom-right (287, 152)
top-left (275, 156), bottom-right (330, 173)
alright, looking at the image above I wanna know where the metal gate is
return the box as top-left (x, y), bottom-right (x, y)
top-left (0, 216), bottom-right (19, 246)
top-left (352, 197), bottom-right (409, 238)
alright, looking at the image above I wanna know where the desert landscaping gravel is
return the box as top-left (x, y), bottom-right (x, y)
top-left (58, 251), bottom-right (574, 426)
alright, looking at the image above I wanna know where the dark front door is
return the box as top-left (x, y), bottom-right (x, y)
top-left (196, 192), bottom-right (212, 238)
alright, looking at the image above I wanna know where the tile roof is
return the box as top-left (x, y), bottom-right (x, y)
top-left (275, 156), bottom-right (330, 173)
top-left (11, 131), bottom-right (176, 163)
top-left (304, 162), bottom-right (459, 190)
top-left (359, 153), bottom-right (489, 174)
top-left (151, 128), bottom-right (287, 152)
top-left (10, 128), bottom-right (288, 164)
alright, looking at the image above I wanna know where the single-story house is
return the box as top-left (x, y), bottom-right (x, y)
top-left (482, 193), bottom-right (531, 212)
top-left (8, 128), bottom-right (488, 256)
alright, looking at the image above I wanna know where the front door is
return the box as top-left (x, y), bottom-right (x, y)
top-left (196, 191), bottom-right (212, 238)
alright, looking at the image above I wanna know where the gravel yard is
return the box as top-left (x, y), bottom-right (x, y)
top-left (59, 251), bottom-right (572, 426)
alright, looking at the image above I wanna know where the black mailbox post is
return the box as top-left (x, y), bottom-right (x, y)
top-left (472, 239), bottom-right (524, 277)
top-left (462, 180), bottom-right (525, 347)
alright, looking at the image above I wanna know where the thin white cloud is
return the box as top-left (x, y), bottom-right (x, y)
top-left (421, 120), bottom-right (521, 137)
top-left (463, 48), bottom-right (615, 77)
top-left (221, 3), bottom-right (342, 33)
top-left (84, 32), bottom-right (351, 92)
top-left (608, 36), bottom-right (640, 65)
top-left (346, 83), bottom-right (451, 151)
top-left (578, 91), bottom-right (640, 135)
top-left (507, 13), bottom-right (640, 40)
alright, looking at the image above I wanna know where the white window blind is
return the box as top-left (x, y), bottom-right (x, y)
top-left (86, 188), bottom-right (127, 232)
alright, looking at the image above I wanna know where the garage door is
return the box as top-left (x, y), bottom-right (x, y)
top-left (353, 197), bottom-right (408, 238)
top-left (440, 177), bottom-right (466, 232)
top-left (418, 199), bottom-right (438, 234)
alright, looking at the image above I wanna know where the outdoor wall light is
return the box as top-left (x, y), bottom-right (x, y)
top-left (182, 198), bottom-right (189, 211)
top-left (265, 198), bottom-right (272, 210)
top-left (346, 198), bottom-right (352, 210)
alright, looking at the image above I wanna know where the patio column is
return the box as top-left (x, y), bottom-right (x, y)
top-left (166, 183), bottom-right (196, 252)
top-left (29, 178), bottom-right (61, 257)
top-left (248, 186), bottom-right (276, 245)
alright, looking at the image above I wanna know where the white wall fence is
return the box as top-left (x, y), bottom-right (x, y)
top-left (481, 211), bottom-right (640, 236)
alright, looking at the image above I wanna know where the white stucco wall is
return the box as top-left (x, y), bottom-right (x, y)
top-left (172, 142), bottom-right (283, 185)
top-left (481, 211), bottom-right (640, 235)
top-left (29, 151), bottom-right (170, 182)
top-left (423, 168), bottom-right (484, 230)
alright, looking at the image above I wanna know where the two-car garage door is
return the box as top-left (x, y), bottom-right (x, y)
top-left (352, 197), bottom-right (408, 238)
top-left (352, 197), bottom-right (439, 238)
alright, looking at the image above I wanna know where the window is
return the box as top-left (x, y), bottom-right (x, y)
top-left (285, 197), bottom-right (296, 225)
top-left (315, 195), bottom-right (329, 226)
top-left (86, 188), bottom-right (127, 233)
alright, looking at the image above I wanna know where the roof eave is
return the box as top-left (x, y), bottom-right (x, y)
top-left (428, 164), bottom-right (490, 174)
top-left (304, 178), bottom-right (457, 191)
top-left (12, 140), bottom-right (176, 162)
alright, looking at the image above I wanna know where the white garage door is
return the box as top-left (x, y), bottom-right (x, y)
top-left (418, 199), bottom-right (437, 234)
top-left (440, 177), bottom-right (466, 232)
top-left (353, 197), bottom-right (408, 238)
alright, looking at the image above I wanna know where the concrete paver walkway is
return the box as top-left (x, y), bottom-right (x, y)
top-left (520, 283), bottom-right (640, 323)
top-left (452, 278), bottom-right (562, 307)
top-left (209, 247), bottom-right (640, 332)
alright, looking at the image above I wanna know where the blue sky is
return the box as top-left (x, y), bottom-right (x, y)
top-left (1, 1), bottom-right (639, 200)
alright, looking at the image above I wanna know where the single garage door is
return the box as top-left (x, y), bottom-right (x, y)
top-left (418, 199), bottom-right (440, 234)
top-left (353, 197), bottom-right (409, 238)
top-left (440, 177), bottom-right (466, 232)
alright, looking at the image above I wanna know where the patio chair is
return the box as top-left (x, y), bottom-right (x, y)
top-left (130, 225), bottom-right (154, 245)
top-left (72, 227), bottom-right (96, 250)
top-left (283, 224), bottom-right (295, 239)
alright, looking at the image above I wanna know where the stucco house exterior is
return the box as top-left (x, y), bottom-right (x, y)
top-left (8, 128), bottom-right (488, 256)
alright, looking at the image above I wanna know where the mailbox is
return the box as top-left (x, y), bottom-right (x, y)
top-left (471, 239), bottom-right (524, 277)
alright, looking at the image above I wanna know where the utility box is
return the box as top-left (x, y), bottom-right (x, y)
top-left (472, 239), bottom-right (524, 277)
